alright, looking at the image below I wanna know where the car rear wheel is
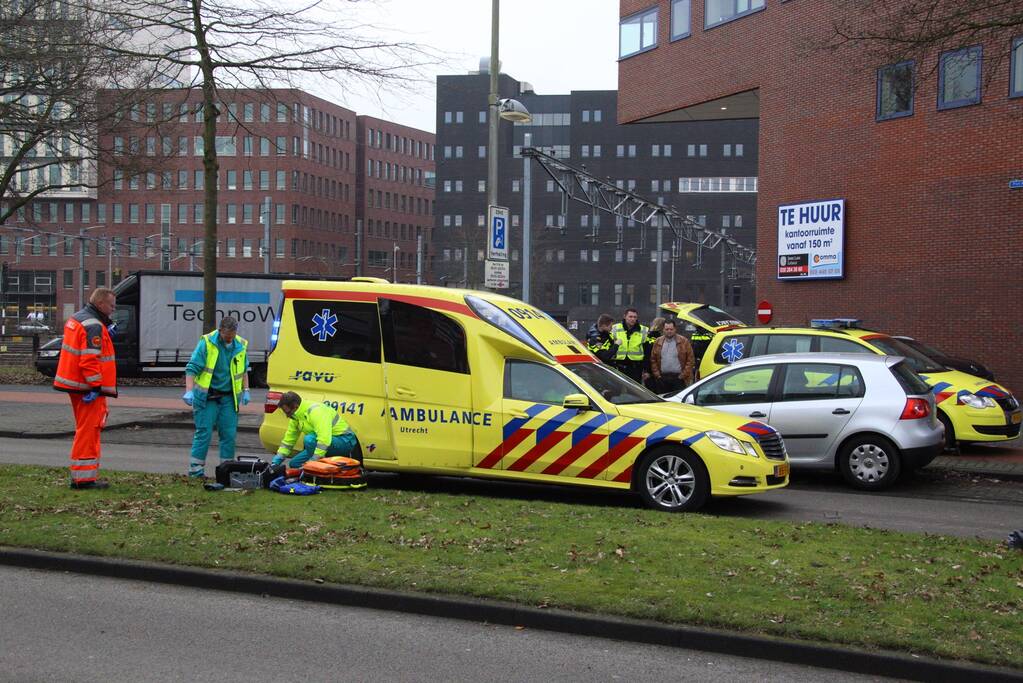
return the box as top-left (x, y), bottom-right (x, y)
top-left (839, 434), bottom-right (901, 491)
top-left (635, 447), bottom-right (709, 512)
top-left (937, 411), bottom-right (957, 453)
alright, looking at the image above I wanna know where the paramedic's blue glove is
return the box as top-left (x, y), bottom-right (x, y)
top-left (182, 390), bottom-right (193, 407)
top-left (271, 455), bottom-right (285, 467)
top-left (82, 390), bottom-right (99, 403)
top-left (240, 390), bottom-right (250, 406)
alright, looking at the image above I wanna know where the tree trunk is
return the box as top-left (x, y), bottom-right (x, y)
top-left (193, 0), bottom-right (219, 331)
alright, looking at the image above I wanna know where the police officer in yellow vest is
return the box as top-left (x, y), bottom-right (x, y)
top-left (182, 316), bottom-right (250, 478)
top-left (611, 307), bottom-right (649, 383)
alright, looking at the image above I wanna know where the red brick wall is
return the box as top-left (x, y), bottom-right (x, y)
top-left (619, 1), bottom-right (1023, 392)
top-left (356, 116), bottom-right (435, 283)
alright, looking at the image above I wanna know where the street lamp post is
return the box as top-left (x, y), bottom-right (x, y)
top-left (486, 0), bottom-right (531, 292)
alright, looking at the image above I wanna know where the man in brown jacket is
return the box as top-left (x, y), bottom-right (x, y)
top-left (650, 319), bottom-right (695, 394)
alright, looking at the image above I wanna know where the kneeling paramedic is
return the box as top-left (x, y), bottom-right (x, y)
top-left (182, 316), bottom-right (250, 478)
top-left (271, 391), bottom-right (358, 471)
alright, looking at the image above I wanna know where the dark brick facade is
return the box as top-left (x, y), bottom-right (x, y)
top-left (434, 71), bottom-right (758, 331)
top-left (618, 0), bottom-right (1023, 391)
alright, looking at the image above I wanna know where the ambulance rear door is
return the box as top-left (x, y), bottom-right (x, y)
top-left (378, 298), bottom-right (474, 468)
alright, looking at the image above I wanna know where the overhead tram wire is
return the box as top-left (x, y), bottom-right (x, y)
top-left (520, 146), bottom-right (756, 276)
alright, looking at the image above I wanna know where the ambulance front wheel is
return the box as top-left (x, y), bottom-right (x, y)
top-left (635, 446), bottom-right (709, 512)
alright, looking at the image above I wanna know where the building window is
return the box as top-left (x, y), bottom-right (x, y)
top-left (1012, 37), bottom-right (1023, 97)
top-left (877, 61), bottom-right (914, 120)
top-left (938, 46), bottom-right (982, 110)
top-left (671, 0), bottom-right (691, 39)
top-left (705, 0), bottom-right (765, 29)
top-left (619, 6), bottom-right (658, 59)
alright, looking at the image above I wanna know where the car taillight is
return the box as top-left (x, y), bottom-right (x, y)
top-left (265, 391), bottom-right (282, 414)
top-left (900, 397), bottom-right (930, 420)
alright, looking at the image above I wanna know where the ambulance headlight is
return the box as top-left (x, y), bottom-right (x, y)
top-left (958, 393), bottom-right (996, 409)
top-left (706, 430), bottom-right (748, 456)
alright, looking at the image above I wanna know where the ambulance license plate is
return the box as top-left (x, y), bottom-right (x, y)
top-left (774, 463), bottom-right (789, 478)
top-left (1012, 412), bottom-right (1021, 425)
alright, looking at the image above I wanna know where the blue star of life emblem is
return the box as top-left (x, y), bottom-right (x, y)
top-left (310, 308), bottom-right (338, 342)
top-left (721, 338), bottom-right (745, 363)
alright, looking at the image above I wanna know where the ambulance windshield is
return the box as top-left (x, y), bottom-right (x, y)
top-left (565, 362), bottom-right (663, 405)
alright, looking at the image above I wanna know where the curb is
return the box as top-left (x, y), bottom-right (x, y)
top-left (1, 548), bottom-right (1020, 682)
top-left (0, 419), bottom-right (260, 439)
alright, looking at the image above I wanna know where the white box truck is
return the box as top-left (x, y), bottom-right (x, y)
top-left (38, 271), bottom-right (341, 386)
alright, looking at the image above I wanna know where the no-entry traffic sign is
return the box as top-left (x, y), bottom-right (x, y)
top-left (757, 301), bottom-right (773, 325)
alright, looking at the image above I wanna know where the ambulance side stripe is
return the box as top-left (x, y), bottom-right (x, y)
top-left (503, 403), bottom-right (549, 440)
top-left (477, 428), bottom-right (534, 470)
top-left (536, 409), bottom-right (578, 442)
top-left (609, 419), bottom-right (647, 448)
top-left (573, 413), bottom-right (609, 446)
top-left (645, 425), bottom-right (682, 447)
top-left (507, 430), bottom-right (571, 472)
top-left (542, 432), bottom-right (605, 476)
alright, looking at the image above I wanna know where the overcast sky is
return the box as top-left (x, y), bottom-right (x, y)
top-left (330, 0), bottom-right (621, 133)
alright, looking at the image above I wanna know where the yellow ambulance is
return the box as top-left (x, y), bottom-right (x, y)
top-left (259, 279), bottom-right (789, 511)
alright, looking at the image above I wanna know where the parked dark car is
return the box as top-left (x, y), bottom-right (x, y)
top-left (34, 336), bottom-right (61, 377)
top-left (892, 336), bottom-right (995, 381)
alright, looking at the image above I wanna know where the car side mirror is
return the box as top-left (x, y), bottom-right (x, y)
top-left (562, 393), bottom-right (590, 410)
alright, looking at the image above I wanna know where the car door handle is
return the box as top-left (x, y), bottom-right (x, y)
top-left (748, 411), bottom-right (767, 418)
top-left (510, 409), bottom-right (530, 419)
top-left (395, 387), bottom-right (416, 398)
top-left (832, 408), bottom-right (850, 415)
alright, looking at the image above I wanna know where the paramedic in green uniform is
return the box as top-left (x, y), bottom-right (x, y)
top-left (271, 391), bottom-right (358, 470)
top-left (182, 316), bottom-right (250, 477)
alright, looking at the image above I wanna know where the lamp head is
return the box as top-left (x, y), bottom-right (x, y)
top-left (497, 98), bottom-right (531, 123)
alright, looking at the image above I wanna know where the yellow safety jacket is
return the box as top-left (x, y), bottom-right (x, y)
top-left (611, 323), bottom-right (648, 361)
top-left (276, 400), bottom-right (351, 459)
top-left (194, 331), bottom-right (248, 411)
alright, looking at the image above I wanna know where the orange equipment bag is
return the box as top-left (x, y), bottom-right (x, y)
top-left (300, 456), bottom-right (367, 490)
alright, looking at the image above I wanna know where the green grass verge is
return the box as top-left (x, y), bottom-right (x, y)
top-left (2, 465), bottom-right (1021, 668)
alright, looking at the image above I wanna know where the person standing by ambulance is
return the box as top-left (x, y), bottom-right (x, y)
top-left (650, 319), bottom-right (695, 394)
top-left (611, 307), bottom-right (648, 383)
top-left (181, 316), bottom-right (250, 478)
top-left (53, 288), bottom-right (118, 489)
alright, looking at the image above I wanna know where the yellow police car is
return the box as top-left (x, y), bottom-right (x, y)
top-left (700, 320), bottom-right (1021, 448)
top-left (259, 279), bottom-right (789, 511)
top-left (658, 302), bottom-right (747, 372)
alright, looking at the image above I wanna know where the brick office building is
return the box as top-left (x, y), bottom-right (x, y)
top-left (1, 89), bottom-right (434, 325)
top-left (433, 68), bottom-right (758, 330)
top-left (617, 1), bottom-right (1023, 390)
top-left (355, 116), bottom-right (436, 284)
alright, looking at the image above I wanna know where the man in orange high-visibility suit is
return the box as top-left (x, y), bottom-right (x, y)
top-left (53, 288), bottom-right (118, 489)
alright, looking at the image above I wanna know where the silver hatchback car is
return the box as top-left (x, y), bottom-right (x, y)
top-left (665, 353), bottom-right (944, 490)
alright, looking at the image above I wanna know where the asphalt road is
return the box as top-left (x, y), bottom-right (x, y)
top-left (4, 429), bottom-right (1021, 539)
top-left (0, 565), bottom-right (896, 683)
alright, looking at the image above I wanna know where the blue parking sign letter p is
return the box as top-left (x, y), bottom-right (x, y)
top-left (493, 217), bottom-right (506, 249)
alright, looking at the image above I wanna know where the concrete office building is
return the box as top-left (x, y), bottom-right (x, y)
top-left (433, 67), bottom-right (758, 331)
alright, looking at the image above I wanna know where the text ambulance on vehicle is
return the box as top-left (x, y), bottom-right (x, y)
top-left (260, 279), bottom-right (789, 511)
top-left (699, 319), bottom-right (1021, 449)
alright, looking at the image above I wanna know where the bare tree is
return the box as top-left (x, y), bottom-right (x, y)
top-left (829, 1), bottom-right (1023, 79)
top-left (0, 0), bottom-right (160, 226)
top-left (82, 0), bottom-right (433, 325)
